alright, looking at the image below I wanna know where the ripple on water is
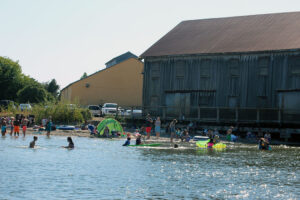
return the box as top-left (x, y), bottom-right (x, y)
top-left (0, 135), bottom-right (299, 199)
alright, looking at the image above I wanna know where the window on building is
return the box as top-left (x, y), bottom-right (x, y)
top-left (175, 61), bottom-right (185, 78)
top-left (291, 56), bottom-right (300, 76)
top-left (257, 57), bottom-right (269, 97)
top-left (199, 96), bottom-right (209, 106)
top-left (228, 59), bottom-right (240, 96)
top-left (229, 59), bottom-right (240, 77)
top-left (200, 59), bottom-right (211, 89)
top-left (152, 62), bottom-right (160, 78)
top-left (150, 96), bottom-right (159, 107)
top-left (257, 96), bottom-right (268, 108)
top-left (200, 59), bottom-right (211, 77)
top-left (228, 96), bottom-right (239, 108)
top-left (258, 58), bottom-right (269, 76)
top-left (151, 78), bottom-right (159, 95)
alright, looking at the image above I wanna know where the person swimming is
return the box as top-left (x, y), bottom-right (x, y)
top-left (174, 144), bottom-right (179, 148)
top-left (63, 137), bottom-right (74, 149)
top-left (29, 136), bottom-right (38, 148)
top-left (123, 137), bottom-right (131, 146)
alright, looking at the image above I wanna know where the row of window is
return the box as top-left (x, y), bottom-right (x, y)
top-left (151, 56), bottom-right (300, 78)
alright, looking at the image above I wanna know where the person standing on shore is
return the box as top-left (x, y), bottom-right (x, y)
top-left (155, 117), bottom-right (161, 139)
top-left (145, 114), bottom-right (153, 139)
top-left (169, 119), bottom-right (177, 143)
top-left (46, 117), bottom-right (52, 137)
top-left (1, 118), bottom-right (7, 136)
top-left (9, 117), bottom-right (14, 136)
top-left (14, 118), bottom-right (20, 136)
top-left (22, 117), bottom-right (27, 137)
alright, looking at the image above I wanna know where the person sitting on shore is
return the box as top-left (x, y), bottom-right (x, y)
top-left (63, 137), bottom-right (74, 149)
top-left (123, 136), bottom-right (131, 146)
top-left (88, 124), bottom-right (96, 135)
top-left (104, 126), bottom-right (110, 138)
top-left (29, 136), bottom-right (38, 148)
top-left (175, 128), bottom-right (181, 140)
top-left (135, 134), bottom-right (142, 145)
top-left (181, 129), bottom-right (190, 142)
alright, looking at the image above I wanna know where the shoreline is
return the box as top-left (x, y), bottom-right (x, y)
top-left (17, 128), bottom-right (300, 147)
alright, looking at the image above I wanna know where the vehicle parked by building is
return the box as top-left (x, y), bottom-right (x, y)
top-left (101, 103), bottom-right (118, 116)
top-left (19, 104), bottom-right (32, 111)
top-left (88, 105), bottom-right (101, 117)
top-left (124, 109), bottom-right (143, 117)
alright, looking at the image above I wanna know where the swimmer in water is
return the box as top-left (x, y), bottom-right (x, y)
top-left (123, 136), bottom-right (131, 146)
top-left (174, 144), bottom-right (179, 148)
top-left (63, 137), bottom-right (74, 149)
top-left (135, 134), bottom-right (142, 145)
top-left (29, 136), bottom-right (38, 148)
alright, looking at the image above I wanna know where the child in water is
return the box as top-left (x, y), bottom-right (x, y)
top-left (135, 134), bottom-right (142, 145)
top-left (63, 137), bottom-right (74, 149)
top-left (1, 119), bottom-right (6, 136)
top-left (123, 134), bottom-right (131, 146)
top-left (29, 136), bottom-right (38, 148)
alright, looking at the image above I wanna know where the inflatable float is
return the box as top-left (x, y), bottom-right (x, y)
top-left (196, 140), bottom-right (226, 149)
top-left (57, 126), bottom-right (75, 130)
top-left (128, 143), bottom-right (162, 147)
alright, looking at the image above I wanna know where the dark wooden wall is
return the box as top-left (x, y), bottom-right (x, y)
top-left (143, 51), bottom-right (300, 119)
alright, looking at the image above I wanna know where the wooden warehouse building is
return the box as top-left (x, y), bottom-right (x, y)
top-left (61, 52), bottom-right (143, 106)
top-left (141, 12), bottom-right (300, 125)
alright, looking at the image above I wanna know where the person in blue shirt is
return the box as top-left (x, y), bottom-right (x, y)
top-left (123, 136), bottom-right (131, 146)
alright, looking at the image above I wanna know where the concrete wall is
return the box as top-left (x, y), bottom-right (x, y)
top-left (61, 58), bottom-right (143, 106)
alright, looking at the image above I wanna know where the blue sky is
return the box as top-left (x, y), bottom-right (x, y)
top-left (1, 0), bottom-right (300, 89)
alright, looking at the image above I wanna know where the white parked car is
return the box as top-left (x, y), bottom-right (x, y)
top-left (19, 104), bottom-right (32, 111)
top-left (124, 109), bottom-right (142, 117)
top-left (88, 105), bottom-right (101, 117)
top-left (101, 103), bottom-right (118, 115)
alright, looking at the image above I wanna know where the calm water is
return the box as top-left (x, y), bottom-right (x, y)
top-left (0, 135), bottom-right (299, 200)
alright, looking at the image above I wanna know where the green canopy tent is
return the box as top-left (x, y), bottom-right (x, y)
top-left (97, 118), bottom-right (124, 137)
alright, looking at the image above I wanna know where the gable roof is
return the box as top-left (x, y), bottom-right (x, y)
top-left (61, 56), bottom-right (142, 92)
top-left (141, 12), bottom-right (300, 57)
top-left (105, 51), bottom-right (138, 68)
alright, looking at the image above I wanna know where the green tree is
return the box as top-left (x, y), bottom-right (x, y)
top-left (43, 79), bottom-right (60, 98)
top-left (80, 72), bottom-right (88, 79)
top-left (17, 84), bottom-right (48, 103)
top-left (0, 57), bottom-right (23, 101)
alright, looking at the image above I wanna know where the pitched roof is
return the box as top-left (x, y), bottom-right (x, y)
top-left (105, 51), bottom-right (137, 68)
top-left (141, 12), bottom-right (300, 57)
top-left (61, 56), bottom-right (142, 92)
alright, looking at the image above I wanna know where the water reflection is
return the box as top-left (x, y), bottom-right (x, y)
top-left (0, 135), bottom-right (299, 199)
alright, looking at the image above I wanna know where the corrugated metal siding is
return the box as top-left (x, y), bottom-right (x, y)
top-left (141, 12), bottom-right (300, 57)
top-left (143, 51), bottom-right (300, 116)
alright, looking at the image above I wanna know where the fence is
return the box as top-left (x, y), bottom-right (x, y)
top-left (118, 106), bottom-right (300, 125)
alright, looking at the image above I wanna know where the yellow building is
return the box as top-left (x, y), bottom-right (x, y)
top-left (61, 52), bottom-right (143, 106)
